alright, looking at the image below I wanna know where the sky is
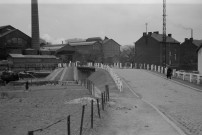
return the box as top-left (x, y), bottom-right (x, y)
top-left (0, 0), bottom-right (201, 45)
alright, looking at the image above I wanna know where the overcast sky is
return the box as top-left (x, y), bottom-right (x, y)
top-left (0, 0), bottom-right (201, 45)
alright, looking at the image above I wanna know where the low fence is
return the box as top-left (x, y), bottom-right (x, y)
top-left (135, 63), bottom-right (202, 85)
top-left (27, 80), bottom-right (110, 135)
top-left (84, 62), bottom-right (202, 86)
top-left (93, 63), bottom-right (123, 92)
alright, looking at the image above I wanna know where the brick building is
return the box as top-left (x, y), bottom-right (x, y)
top-left (102, 37), bottom-right (121, 63)
top-left (0, 25), bottom-right (31, 60)
top-left (8, 54), bottom-right (59, 71)
top-left (197, 45), bottom-right (202, 74)
top-left (135, 31), bottom-right (180, 68)
top-left (45, 37), bottom-right (121, 64)
top-left (180, 38), bottom-right (202, 71)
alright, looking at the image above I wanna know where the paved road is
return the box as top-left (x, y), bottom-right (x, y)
top-left (115, 69), bottom-right (202, 135)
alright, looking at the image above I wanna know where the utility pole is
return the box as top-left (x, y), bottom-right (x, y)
top-left (145, 23), bottom-right (148, 33)
top-left (163, 0), bottom-right (167, 67)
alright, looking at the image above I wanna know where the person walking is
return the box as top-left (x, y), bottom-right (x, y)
top-left (166, 66), bottom-right (172, 79)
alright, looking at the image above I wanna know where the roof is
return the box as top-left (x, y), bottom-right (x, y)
top-left (192, 40), bottom-right (202, 47)
top-left (41, 44), bottom-right (65, 51)
top-left (86, 37), bottom-right (102, 42)
top-left (151, 33), bottom-right (180, 43)
top-left (103, 38), bottom-right (121, 46)
top-left (197, 44), bottom-right (202, 53)
top-left (56, 44), bottom-right (75, 54)
top-left (69, 41), bottom-right (97, 46)
top-left (0, 25), bottom-right (13, 30)
top-left (9, 54), bottom-right (57, 59)
top-left (0, 29), bottom-right (16, 38)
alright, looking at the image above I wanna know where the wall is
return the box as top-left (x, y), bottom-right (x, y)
top-left (198, 48), bottom-right (202, 74)
top-left (135, 34), bottom-right (180, 67)
top-left (180, 40), bottom-right (198, 70)
top-left (103, 39), bottom-right (120, 59)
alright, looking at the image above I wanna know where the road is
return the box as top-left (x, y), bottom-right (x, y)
top-left (115, 69), bottom-right (202, 135)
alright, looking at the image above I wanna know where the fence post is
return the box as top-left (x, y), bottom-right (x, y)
top-left (103, 91), bottom-right (106, 104)
top-left (91, 100), bottom-right (93, 128)
top-left (27, 131), bottom-right (34, 135)
top-left (197, 75), bottom-right (200, 84)
top-left (96, 99), bottom-right (101, 118)
top-left (80, 105), bottom-right (85, 135)
top-left (67, 115), bottom-right (70, 135)
top-left (105, 85), bottom-right (109, 101)
top-left (101, 93), bottom-right (104, 111)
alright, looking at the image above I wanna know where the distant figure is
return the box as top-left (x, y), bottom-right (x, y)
top-left (25, 81), bottom-right (29, 90)
top-left (167, 66), bottom-right (172, 79)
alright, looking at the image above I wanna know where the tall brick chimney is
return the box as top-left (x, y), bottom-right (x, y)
top-left (31, 0), bottom-right (40, 50)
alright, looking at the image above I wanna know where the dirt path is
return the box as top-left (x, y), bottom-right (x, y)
top-left (115, 69), bottom-right (202, 135)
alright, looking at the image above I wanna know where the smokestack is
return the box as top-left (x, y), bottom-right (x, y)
top-left (31, 0), bottom-right (40, 50)
top-left (191, 28), bottom-right (193, 38)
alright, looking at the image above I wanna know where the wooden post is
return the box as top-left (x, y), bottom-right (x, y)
top-left (105, 85), bottom-right (109, 101)
top-left (80, 105), bottom-right (85, 135)
top-left (103, 91), bottom-right (105, 103)
top-left (101, 93), bottom-right (104, 110)
top-left (67, 115), bottom-right (70, 135)
top-left (96, 99), bottom-right (101, 118)
top-left (91, 100), bottom-right (93, 128)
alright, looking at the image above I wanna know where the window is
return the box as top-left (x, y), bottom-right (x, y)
top-left (12, 38), bottom-right (18, 44)
top-left (174, 54), bottom-right (177, 61)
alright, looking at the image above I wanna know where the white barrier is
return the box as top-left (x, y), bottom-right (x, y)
top-left (135, 63), bottom-right (201, 85)
top-left (95, 64), bottom-right (123, 92)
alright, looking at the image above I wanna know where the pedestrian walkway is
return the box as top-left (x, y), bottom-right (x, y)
top-left (145, 69), bottom-right (202, 91)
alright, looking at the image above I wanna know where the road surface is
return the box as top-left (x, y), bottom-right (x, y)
top-left (115, 69), bottom-right (202, 135)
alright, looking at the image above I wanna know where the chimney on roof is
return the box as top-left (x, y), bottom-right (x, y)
top-left (62, 41), bottom-right (63, 44)
top-left (148, 32), bottom-right (152, 36)
top-left (168, 34), bottom-right (172, 37)
top-left (191, 28), bottom-right (193, 38)
top-left (190, 38), bottom-right (193, 42)
top-left (143, 32), bottom-right (147, 36)
top-left (153, 31), bottom-right (159, 34)
top-left (185, 38), bottom-right (188, 42)
top-left (104, 36), bottom-right (109, 40)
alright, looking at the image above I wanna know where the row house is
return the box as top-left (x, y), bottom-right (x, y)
top-left (135, 31), bottom-right (180, 69)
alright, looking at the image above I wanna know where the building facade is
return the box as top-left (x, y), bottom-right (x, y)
top-left (180, 38), bottom-right (202, 71)
top-left (8, 54), bottom-right (59, 71)
top-left (135, 32), bottom-right (180, 68)
top-left (0, 25), bottom-right (31, 60)
top-left (102, 37), bottom-right (121, 63)
top-left (197, 45), bottom-right (202, 74)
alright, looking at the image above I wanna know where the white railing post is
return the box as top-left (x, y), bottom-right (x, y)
top-left (197, 75), bottom-right (200, 84)
top-left (182, 72), bottom-right (185, 80)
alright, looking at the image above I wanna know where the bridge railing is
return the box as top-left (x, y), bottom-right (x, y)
top-left (91, 63), bottom-right (123, 92)
top-left (135, 63), bottom-right (202, 85)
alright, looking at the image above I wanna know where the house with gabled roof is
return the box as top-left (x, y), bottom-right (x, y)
top-left (180, 38), bottom-right (202, 71)
top-left (135, 31), bottom-right (180, 68)
top-left (0, 25), bottom-right (31, 60)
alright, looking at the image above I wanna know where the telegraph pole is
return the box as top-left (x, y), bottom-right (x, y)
top-left (163, 0), bottom-right (167, 67)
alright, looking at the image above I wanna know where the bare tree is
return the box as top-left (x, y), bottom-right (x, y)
top-left (119, 45), bottom-right (135, 66)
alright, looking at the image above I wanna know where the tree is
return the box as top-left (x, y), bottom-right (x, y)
top-left (119, 45), bottom-right (135, 66)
